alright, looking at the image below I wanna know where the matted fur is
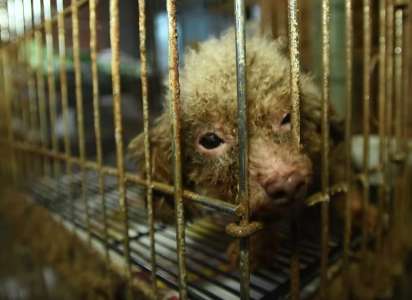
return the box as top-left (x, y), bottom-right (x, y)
top-left (129, 28), bottom-right (343, 220)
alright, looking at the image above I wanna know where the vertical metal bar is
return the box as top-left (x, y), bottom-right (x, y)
top-left (71, 0), bottom-right (91, 243)
top-left (57, 0), bottom-right (75, 228)
top-left (24, 0), bottom-right (41, 177)
top-left (17, 0), bottom-right (31, 179)
top-left (23, 0), bottom-right (36, 179)
top-left (402, 4), bottom-right (410, 234)
top-left (1, 16), bottom-right (17, 183)
top-left (376, 0), bottom-right (387, 275)
top-left (288, 0), bottom-right (301, 147)
top-left (394, 9), bottom-right (403, 154)
top-left (402, 5), bottom-right (410, 150)
top-left (403, 4), bottom-right (410, 151)
top-left (8, 2), bottom-right (21, 179)
top-left (4, 3), bottom-right (17, 182)
top-left (2, 50), bottom-right (16, 181)
top-left (386, 2), bottom-right (394, 188)
top-left (166, 1), bottom-right (187, 298)
top-left (320, 0), bottom-right (331, 298)
top-left (234, 1), bottom-right (250, 299)
top-left (7, 1), bottom-right (16, 40)
top-left (385, 4), bottom-right (395, 263)
top-left (89, 0), bottom-right (109, 263)
top-left (43, 0), bottom-right (59, 175)
top-left (394, 7), bottom-right (404, 250)
top-left (343, 0), bottom-right (353, 291)
top-left (361, 0), bottom-right (371, 256)
top-left (287, 0), bottom-right (301, 299)
top-left (138, 0), bottom-right (158, 295)
top-left (34, 0), bottom-right (50, 177)
top-left (110, 0), bottom-right (132, 279)
top-left (376, 0), bottom-right (387, 258)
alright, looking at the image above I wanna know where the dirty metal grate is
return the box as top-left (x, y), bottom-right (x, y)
top-left (29, 172), bottom-right (357, 300)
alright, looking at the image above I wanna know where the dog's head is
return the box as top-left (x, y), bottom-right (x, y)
top-left (129, 30), bottom-right (341, 219)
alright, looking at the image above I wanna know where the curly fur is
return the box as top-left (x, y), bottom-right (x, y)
top-left (129, 28), bottom-right (343, 220)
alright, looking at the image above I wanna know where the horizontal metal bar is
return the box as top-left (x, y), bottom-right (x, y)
top-left (305, 182), bottom-right (348, 206)
top-left (1, 140), bottom-right (240, 215)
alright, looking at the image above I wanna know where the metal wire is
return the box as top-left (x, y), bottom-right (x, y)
top-left (375, 0), bottom-right (388, 285)
top-left (44, 0), bottom-right (59, 175)
top-left (56, 0), bottom-right (75, 226)
top-left (15, 0), bottom-right (30, 179)
top-left (233, 1), bottom-right (251, 299)
top-left (110, 0), bottom-right (132, 282)
top-left (138, 0), bottom-right (158, 296)
top-left (394, 5), bottom-right (405, 258)
top-left (166, 0), bottom-right (188, 298)
top-left (361, 0), bottom-right (371, 256)
top-left (402, 2), bottom-right (411, 235)
top-left (385, 3), bottom-right (395, 243)
top-left (34, 29), bottom-right (50, 176)
top-left (287, 0), bottom-right (302, 298)
top-left (71, 0), bottom-right (91, 243)
top-left (343, 0), bottom-right (353, 291)
top-left (0, 20), bottom-right (17, 182)
top-left (24, 0), bottom-right (41, 177)
top-left (394, 8), bottom-right (404, 154)
top-left (89, 0), bottom-right (110, 263)
top-left (320, 0), bottom-right (331, 298)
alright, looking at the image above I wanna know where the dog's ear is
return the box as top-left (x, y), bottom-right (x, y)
top-left (128, 113), bottom-right (172, 184)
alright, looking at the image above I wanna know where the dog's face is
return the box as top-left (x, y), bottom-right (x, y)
top-left (129, 31), bottom-right (334, 219)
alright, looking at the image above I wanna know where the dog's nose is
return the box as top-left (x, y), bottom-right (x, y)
top-left (264, 172), bottom-right (308, 202)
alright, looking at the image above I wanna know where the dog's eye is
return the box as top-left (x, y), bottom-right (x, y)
top-left (281, 113), bottom-right (291, 126)
top-left (199, 132), bottom-right (225, 149)
top-left (278, 112), bottom-right (291, 131)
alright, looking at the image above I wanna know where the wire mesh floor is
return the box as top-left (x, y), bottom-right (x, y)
top-left (28, 171), bottom-right (354, 300)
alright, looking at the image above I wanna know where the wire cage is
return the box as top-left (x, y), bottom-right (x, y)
top-left (0, 0), bottom-right (411, 299)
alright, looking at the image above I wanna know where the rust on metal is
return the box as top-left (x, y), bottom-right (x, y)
top-left (56, 0), bottom-right (75, 224)
top-left (71, 0), bottom-right (91, 243)
top-left (1, 30), bottom-right (17, 182)
top-left (305, 182), bottom-right (347, 207)
top-left (225, 222), bottom-right (263, 238)
top-left (138, 0), bottom-right (158, 295)
top-left (288, 0), bottom-right (301, 148)
top-left (110, 0), bottom-right (132, 278)
top-left (34, 29), bottom-right (50, 176)
top-left (320, 0), bottom-right (331, 297)
top-left (343, 1), bottom-right (353, 286)
top-left (386, 2), bottom-right (394, 171)
top-left (287, 0), bottom-right (302, 298)
top-left (374, 0), bottom-right (388, 287)
top-left (43, 0), bottom-right (59, 175)
top-left (393, 6), bottom-right (405, 262)
top-left (89, 0), bottom-right (110, 263)
top-left (394, 8), bottom-right (404, 156)
top-left (166, 0), bottom-right (188, 298)
top-left (23, 0), bottom-right (41, 176)
top-left (361, 0), bottom-right (371, 256)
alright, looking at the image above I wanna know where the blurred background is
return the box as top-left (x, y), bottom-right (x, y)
top-left (1, 0), bottom-right (399, 165)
